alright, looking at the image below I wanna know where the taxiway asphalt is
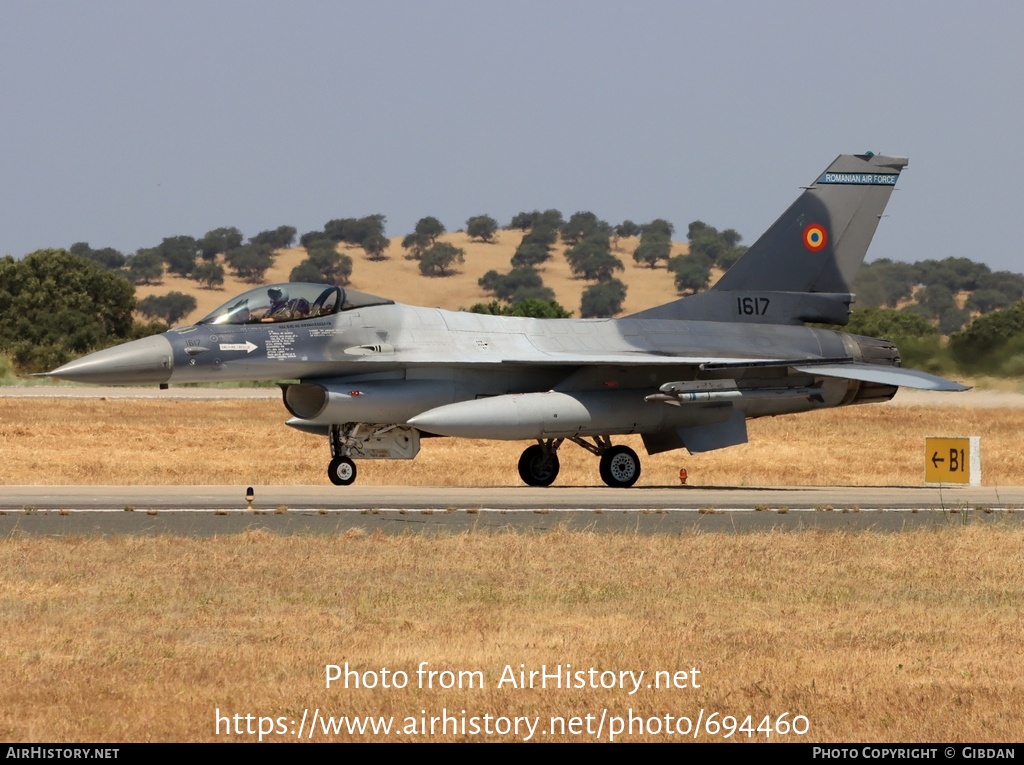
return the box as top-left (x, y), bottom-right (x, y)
top-left (2, 484), bottom-right (1022, 535)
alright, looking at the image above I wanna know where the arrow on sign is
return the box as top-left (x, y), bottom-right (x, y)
top-left (931, 452), bottom-right (945, 468)
top-left (218, 341), bottom-right (258, 353)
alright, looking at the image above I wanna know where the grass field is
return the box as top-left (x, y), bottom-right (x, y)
top-left (1, 528), bottom-right (1022, 742)
top-left (1, 398), bottom-right (1021, 487)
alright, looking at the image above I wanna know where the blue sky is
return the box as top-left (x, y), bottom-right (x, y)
top-left (2, 1), bottom-right (1022, 271)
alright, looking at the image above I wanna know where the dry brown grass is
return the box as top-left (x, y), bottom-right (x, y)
top-left (1, 528), bottom-right (1022, 742)
top-left (135, 231), bottom-right (690, 325)
top-left (1, 399), bottom-right (1021, 487)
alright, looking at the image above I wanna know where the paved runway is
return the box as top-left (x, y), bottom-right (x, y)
top-left (2, 484), bottom-right (1022, 535)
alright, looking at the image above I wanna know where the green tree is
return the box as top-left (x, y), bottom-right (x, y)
top-left (128, 319), bottom-right (170, 340)
top-left (918, 284), bottom-right (957, 317)
top-left (511, 210), bottom-right (564, 231)
top-left (414, 216), bottom-right (446, 243)
top-left (510, 242), bottom-right (551, 269)
top-left (193, 261), bottom-right (225, 290)
top-left (508, 211), bottom-right (537, 230)
top-left (565, 232), bottom-right (621, 281)
top-left (289, 261), bottom-right (324, 283)
top-left (632, 233), bottom-right (672, 268)
top-left (325, 214), bottom-right (387, 245)
top-left (0, 249), bottom-right (136, 372)
top-left (401, 232), bottom-right (430, 259)
top-left (580, 279), bottom-right (627, 318)
top-left (291, 241), bottom-right (353, 285)
top-left (300, 230), bottom-right (331, 248)
top-left (643, 218), bottom-right (675, 240)
top-left (668, 254), bottom-right (712, 295)
top-left (225, 243), bottom-right (275, 282)
top-left (249, 225), bottom-right (296, 249)
top-left (912, 257), bottom-right (990, 293)
top-left (70, 242), bottom-right (126, 271)
top-left (466, 215), bottom-right (498, 242)
top-left (560, 211), bottom-right (608, 246)
top-left (323, 218), bottom-right (354, 242)
top-left (615, 220), bottom-right (641, 238)
top-left (478, 267), bottom-right (555, 304)
top-left (199, 227), bottom-right (244, 260)
top-left (137, 292), bottom-right (198, 325)
top-left (522, 223), bottom-right (558, 250)
top-left (419, 242), bottom-right (465, 276)
top-left (843, 308), bottom-right (939, 340)
top-left (507, 223), bottom-right (559, 270)
top-left (687, 229), bottom-right (726, 265)
top-left (125, 249), bottom-right (165, 285)
top-left (361, 233), bottom-right (390, 261)
top-left (977, 271), bottom-right (1024, 305)
top-left (853, 259), bottom-right (918, 308)
top-left (467, 298), bottom-right (571, 318)
top-left (157, 235), bottom-right (200, 277)
top-left (950, 302), bottom-right (1024, 371)
top-left (938, 307), bottom-right (971, 335)
top-left (687, 220), bottom-right (709, 240)
top-left (538, 209), bottom-right (565, 229)
top-left (967, 288), bottom-right (1013, 314)
top-left (685, 220), bottom-right (745, 269)
top-left (573, 248), bottom-right (623, 281)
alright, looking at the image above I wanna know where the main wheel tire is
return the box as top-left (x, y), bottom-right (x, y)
top-left (328, 456), bottom-right (357, 486)
top-left (517, 444), bottom-right (560, 487)
top-left (599, 445), bottom-right (641, 488)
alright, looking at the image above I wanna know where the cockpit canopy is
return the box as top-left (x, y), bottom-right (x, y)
top-left (196, 283), bottom-right (394, 326)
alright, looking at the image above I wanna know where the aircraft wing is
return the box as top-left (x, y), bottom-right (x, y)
top-left (696, 357), bottom-right (967, 391)
top-left (501, 350), bottom-right (967, 392)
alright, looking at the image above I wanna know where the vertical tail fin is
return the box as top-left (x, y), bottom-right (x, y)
top-left (713, 152), bottom-right (908, 294)
top-left (630, 153), bottom-right (908, 325)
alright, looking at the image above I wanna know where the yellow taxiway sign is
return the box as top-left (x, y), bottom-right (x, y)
top-left (925, 436), bottom-right (980, 486)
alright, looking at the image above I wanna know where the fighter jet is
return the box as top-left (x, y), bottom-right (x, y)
top-left (48, 153), bottom-right (967, 487)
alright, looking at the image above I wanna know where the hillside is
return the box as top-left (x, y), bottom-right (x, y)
top-left (135, 230), bottom-right (699, 326)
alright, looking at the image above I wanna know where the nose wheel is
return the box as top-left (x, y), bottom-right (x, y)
top-left (328, 456), bottom-right (357, 486)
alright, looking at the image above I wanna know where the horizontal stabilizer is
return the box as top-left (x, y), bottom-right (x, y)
top-left (790, 363), bottom-right (969, 392)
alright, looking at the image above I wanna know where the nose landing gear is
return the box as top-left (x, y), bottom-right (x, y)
top-left (328, 456), bottom-right (357, 486)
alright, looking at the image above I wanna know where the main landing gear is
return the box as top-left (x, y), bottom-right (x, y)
top-left (518, 444), bottom-right (560, 487)
top-left (516, 436), bottom-right (642, 488)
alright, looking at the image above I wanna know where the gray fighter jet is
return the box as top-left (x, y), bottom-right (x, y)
top-left (48, 153), bottom-right (967, 487)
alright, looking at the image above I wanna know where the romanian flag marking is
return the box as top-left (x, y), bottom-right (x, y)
top-left (803, 224), bottom-right (827, 252)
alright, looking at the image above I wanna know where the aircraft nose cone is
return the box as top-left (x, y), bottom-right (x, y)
top-left (47, 334), bottom-right (174, 385)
